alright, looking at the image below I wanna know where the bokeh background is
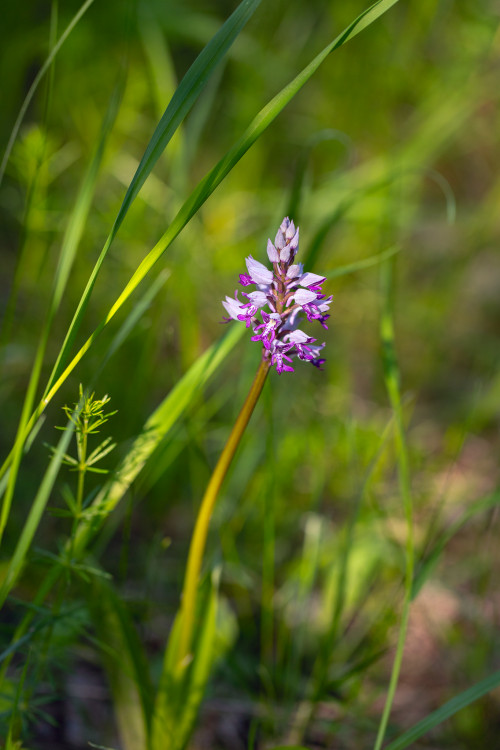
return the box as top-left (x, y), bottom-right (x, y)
top-left (1, 0), bottom-right (500, 747)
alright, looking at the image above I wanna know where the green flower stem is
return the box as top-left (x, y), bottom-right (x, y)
top-left (176, 357), bottom-right (270, 670)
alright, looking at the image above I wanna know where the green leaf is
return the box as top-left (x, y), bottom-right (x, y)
top-left (384, 670), bottom-right (500, 750)
top-left (151, 569), bottom-right (237, 750)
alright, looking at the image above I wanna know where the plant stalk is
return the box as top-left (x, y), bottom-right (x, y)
top-left (176, 357), bottom-right (270, 670)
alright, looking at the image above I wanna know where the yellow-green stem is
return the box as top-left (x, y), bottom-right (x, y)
top-left (176, 357), bottom-right (270, 670)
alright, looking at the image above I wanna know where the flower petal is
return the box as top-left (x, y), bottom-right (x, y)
top-left (299, 272), bottom-right (325, 288)
top-left (222, 294), bottom-right (244, 320)
top-left (246, 255), bottom-right (273, 285)
top-left (286, 263), bottom-right (301, 279)
top-left (293, 288), bottom-right (318, 305)
top-left (267, 239), bottom-right (279, 262)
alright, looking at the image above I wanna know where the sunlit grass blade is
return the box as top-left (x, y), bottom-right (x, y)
top-left (88, 579), bottom-right (153, 750)
top-left (7, 0), bottom-right (401, 469)
top-left (0, 0), bottom-right (96, 188)
top-left (0, 409), bottom-right (79, 610)
top-left (0, 82), bottom-right (124, 547)
top-left (373, 259), bottom-right (414, 750)
top-left (384, 669), bottom-right (500, 750)
top-left (45, 0), bottom-right (262, 399)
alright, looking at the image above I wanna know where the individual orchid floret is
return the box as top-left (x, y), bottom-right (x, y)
top-left (222, 217), bottom-right (332, 374)
top-left (222, 292), bottom-right (246, 322)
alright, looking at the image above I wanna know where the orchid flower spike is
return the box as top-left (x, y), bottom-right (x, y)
top-left (222, 217), bottom-right (332, 374)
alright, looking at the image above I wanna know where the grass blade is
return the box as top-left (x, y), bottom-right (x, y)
top-left (373, 258), bottom-right (415, 750)
top-left (384, 670), bottom-right (500, 750)
top-left (0, 410), bottom-right (78, 610)
top-left (0, 82), bottom-right (124, 547)
top-left (45, 0), bottom-right (262, 398)
top-left (0, 0), bottom-right (96, 187)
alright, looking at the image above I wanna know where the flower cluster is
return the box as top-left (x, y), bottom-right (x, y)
top-left (222, 217), bottom-right (332, 374)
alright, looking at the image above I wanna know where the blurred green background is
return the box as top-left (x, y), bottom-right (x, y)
top-left (1, 0), bottom-right (500, 747)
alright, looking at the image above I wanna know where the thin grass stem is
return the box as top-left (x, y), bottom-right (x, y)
top-left (373, 260), bottom-right (414, 750)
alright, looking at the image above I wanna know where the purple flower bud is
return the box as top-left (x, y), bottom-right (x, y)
top-left (280, 245), bottom-right (291, 263)
top-left (286, 264), bottom-right (301, 279)
top-left (289, 227), bottom-right (299, 253)
top-left (285, 221), bottom-right (296, 240)
top-left (274, 229), bottom-right (286, 250)
top-left (267, 239), bottom-right (280, 263)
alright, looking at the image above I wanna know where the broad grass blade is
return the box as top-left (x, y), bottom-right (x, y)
top-left (384, 669), bottom-right (500, 750)
top-left (45, 0), bottom-right (262, 396)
